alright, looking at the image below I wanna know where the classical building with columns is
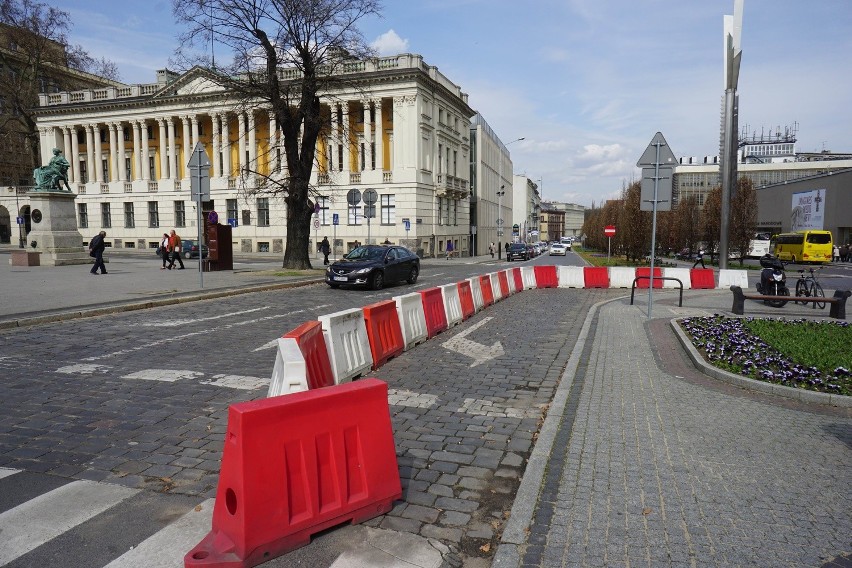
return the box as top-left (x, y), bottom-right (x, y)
top-left (2, 54), bottom-right (475, 257)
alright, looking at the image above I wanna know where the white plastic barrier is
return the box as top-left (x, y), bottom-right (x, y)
top-left (440, 283), bottom-right (463, 328)
top-left (557, 266), bottom-right (585, 288)
top-left (467, 277), bottom-right (485, 312)
top-left (717, 269), bottom-right (749, 290)
top-left (267, 338), bottom-right (309, 397)
top-left (663, 267), bottom-right (692, 289)
top-left (394, 292), bottom-right (428, 351)
top-left (490, 272), bottom-right (504, 302)
top-left (521, 266), bottom-right (537, 289)
top-left (609, 267), bottom-right (636, 288)
top-left (318, 308), bottom-right (373, 384)
top-left (506, 269), bottom-right (518, 294)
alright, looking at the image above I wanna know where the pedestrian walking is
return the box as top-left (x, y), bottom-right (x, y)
top-left (88, 230), bottom-right (107, 275)
top-left (833, 245), bottom-right (840, 262)
top-left (446, 239), bottom-right (454, 260)
top-left (159, 233), bottom-right (170, 269)
top-left (166, 230), bottom-right (185, 270)
top-left (489, 242), bottom-right (495, 259)
top-left (841, 243), bottom-right (850, 262)
top-left (692, 248), bottom-right (706, 269)
top-left (320, 236), bottom-right (331, 265)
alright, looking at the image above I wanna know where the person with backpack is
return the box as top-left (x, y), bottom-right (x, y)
top-left (166, 230), bottom-right (185, 270)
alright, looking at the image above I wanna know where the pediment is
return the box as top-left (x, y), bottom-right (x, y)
top-left (150, 66), bottom-right (228, 99)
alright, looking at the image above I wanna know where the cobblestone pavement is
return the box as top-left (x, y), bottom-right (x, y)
top-left (515, 299), bottom-right (851, 568)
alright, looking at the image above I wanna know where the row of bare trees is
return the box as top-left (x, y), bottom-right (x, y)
top-left (582, 178), bottom-right (758, 264)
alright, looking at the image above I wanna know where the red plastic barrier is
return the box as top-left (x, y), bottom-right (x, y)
top-left (511, 267), bottom-right (523, 292)
top-left (498, 271), bottom-right (510, 297)
top-left (690, 268), bottom-right (715, 289)
top-left (457, 280), bottom-right (476, 320)
top-left (534, 265), bottom-right (558, 288)
top-left (479, 275), bottom-right (495, 307)
top-left (184, 379), bottom-right (401, 568)
top-left (362, 300), bottom-right (405, 370)
top-left (584, 266), bottom-right (610, 288)
top-left (283, 321), bottom-right (335, 390)
top-left (419, 287), bottom-right (448, 338)
top-left (635, 267), bottom-right (663, 289)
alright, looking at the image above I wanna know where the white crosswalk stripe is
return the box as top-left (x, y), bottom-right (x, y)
top-left (0, 480), bottom-right (139, 565)
top-left (0, 467), bottom-right (18, 481)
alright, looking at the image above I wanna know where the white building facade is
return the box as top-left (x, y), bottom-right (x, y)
top-left (468, 115), bottom-right (515, 256)
top-left (1, 54), bottom-right (475, 258)
top-left (512, 175), bottom-right (541, 243)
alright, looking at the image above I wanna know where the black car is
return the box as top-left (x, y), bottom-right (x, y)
top-left (326, 245), bottom-right (420, 290)
top-left (156, 240), bottom-right (208, 259)
top-left (506, 243), bottom-right (529, 261)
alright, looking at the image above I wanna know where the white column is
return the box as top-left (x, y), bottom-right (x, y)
top-left (158, 118), bottom-right (168, 180)
top-left (341, 102), bottom-right (350, 173)
top-left (131, 121), bottom-right (142, 181)
top-left (140, 120), bottom-right (150, 181)
top-left (70, 127), bottom-right (80, 184)
top-left (247, 112), bottom-right (257, 173)
top-left (62, 128), bottom-right (73, 182)
top-left (108, 123), bottom-right (118, 183)
top-left (117, 123), bottom-right (126, 182)
top-left (181, 115), bottom-right (191, 178)
top-left (86, 125), bottom-right (96, 184)
top-left (212, 114), bottom-right (220, 178)
top-left (237, 112), bottom-right (246, 173)
top-left (93, 124), bottom-right (103, 183)
top-left (220, 113), bottom-right (231, 178)
top-left (331, 103), bottom-right (340, 172)
top-left (268, 109), bottom-right (277, 172)
top-left (191, 115), bottom-right (200, 149)
top-left (374, 99), bottom-right (384, 172)
top-left (167, 118), bottom-right (177, 180)
top-left (363, 101), bottom-right (372, 171)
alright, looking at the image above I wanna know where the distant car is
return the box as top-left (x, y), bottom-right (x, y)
top-left (326, 245), bottom-right (420, 290)
top-left (526, 244), bottom-right (536, 257)
top-left (506, 243), bottom-right (529, 261)
top-left (532, 244), bottom-right (542, 256)
top-left (156, 239), bottom-right (208, 259)
top-left (549, 243), bottom-right (567, 256)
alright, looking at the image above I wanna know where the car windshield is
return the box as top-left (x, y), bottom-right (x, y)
top-left (345, 246), bottom-right (386, 261)
top-left (509, 244), bottom-right (525, 250)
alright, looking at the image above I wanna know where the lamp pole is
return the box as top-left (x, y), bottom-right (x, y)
top-left (497, 137), bottom-right (524, 260)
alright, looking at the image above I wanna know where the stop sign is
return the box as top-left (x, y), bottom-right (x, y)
top-left (604, 225), bottom-right (616, 237)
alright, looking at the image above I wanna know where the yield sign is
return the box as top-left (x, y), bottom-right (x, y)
top-left (636, 132), bottom-right (676, 168)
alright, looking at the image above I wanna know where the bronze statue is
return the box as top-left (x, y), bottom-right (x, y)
top-left (33, 148), bottom-right (72, 191)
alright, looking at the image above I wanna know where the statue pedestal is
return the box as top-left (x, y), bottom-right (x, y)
top-left (25, 190), bottom-right (90, 266)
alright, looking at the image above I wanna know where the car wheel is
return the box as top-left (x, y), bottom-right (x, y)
top-left (184, 251), bottom-right (191, 259)
top-left (371, 271), bottom-right (384, 290)
top-left (407, 266), bottom-right (419, 284)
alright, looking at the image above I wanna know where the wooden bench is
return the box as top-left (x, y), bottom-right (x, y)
top-left (729, 285), bottom-right (850, 319)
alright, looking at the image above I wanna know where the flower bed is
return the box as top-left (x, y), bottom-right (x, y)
top-left (679, 315), bottom-right (850, 396)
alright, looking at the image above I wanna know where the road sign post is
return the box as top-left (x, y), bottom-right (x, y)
top-left (363, 189), bottom-right (377, 245)
top-left (332, 213), bottom-right (339, 261)
top-left (188, 142), bottom-right (211, 288)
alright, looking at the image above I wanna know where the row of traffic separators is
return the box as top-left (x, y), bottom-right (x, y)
top-left (185, 264), bottom-right (747, 567)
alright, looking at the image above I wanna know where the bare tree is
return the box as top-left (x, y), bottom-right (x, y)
top-left (673, 195), bottom-right (700, 254)
top-left (172, 0), bottom-right (381, 269)
top-left (0, 0), bottom-right (120, 181)
top-left (729, 177), bottom-right (757, 264)
top-left (701, 187), bottom-right (722, 263)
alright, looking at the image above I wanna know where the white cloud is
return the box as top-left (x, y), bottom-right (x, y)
top-left (371, 30), bottom-right (409, 56)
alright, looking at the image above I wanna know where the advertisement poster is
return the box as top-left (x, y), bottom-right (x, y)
top-left (790, 189), bottom-right (825, 231)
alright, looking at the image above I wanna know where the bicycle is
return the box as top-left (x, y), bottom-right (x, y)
top-left (793, 267), bottom-right (826, 309)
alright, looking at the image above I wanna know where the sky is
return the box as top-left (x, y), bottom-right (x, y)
top-left (59, 0), bottom-right (852, 207)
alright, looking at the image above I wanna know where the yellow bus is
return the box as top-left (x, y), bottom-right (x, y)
top-left (770, 230), bottom-right (833, 264)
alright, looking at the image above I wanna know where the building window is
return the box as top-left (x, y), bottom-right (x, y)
top-left (371, 142), bottom-right (375, 170)
top-left (337, 145), bottom-right (343, 171)
top-left (102, 158), bottom-right (109, 182)
top-left (99, 128), bottom-right (107, 143)
top-left (348, 204), bottom-right (361, 225)
top-left (175, 201), bottom-right (185, 227)
top-left (242, 209), bottom-right (251, 226)
top-left (148, 201), bottom-right (159, 228)
top-left (123, 127), bottom-right (130, 142)
top-left (227, 199), bottom-right (238, 224)
top-left (78, 203), bottom-right (88, 229)
top-left (125, 156), bottom-right (131, 180)
top-left (149, 156), bottom-right (156, 180)
top-left (79, 160), bottom-right (88, 184)
top-left (318, 196), bottom-right (330, 225)
top-left (451, 199), bottom-right (458, 226)
top-left (124, 202), bottom-right (135, 228)
top-left (381, 194), bottom-right (395, 224)
top-left (101, 203), bottom-right (112, 228)
top-left (360, 142), bottom-right (365, 171)
top-left (257, 198), bottom-right (270, 227)
top-left (442, 198), bottom-right (450, 225)
top-left (437, 197), bottom-right (444, 226)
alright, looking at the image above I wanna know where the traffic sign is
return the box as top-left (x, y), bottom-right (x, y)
top-left (403, 219), bottom-right (411, 231)
top-left (347, 189), bottom-right (362, 206)
top-left (187, 142), bottom-right (211, 201)
top-left (363, 188), bottom-right (378, 205)
top-left (16, 216), bottom-right (24, 225)
top-left (604, 225), bottom-right (616, 237)
top-left (332, 213), bottom-right (339, 226)
top-left (227, 218), bottom-right (238, 228)
top-left (496, 218), bottom-right (504, 226)
top-left (363, 204), bottom-right (376, 218)
top-left (313, 219), bottom-right (320, 229)
top-left (636, 132), bottom-right (676, 168)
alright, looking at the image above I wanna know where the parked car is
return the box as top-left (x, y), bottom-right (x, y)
top-left (326, 245), bottom-right (420, 290)
top-left (549, 243), bottom-right (567, 256)
top-left (156, 239), bottom-right (208, 259)
top-left (506, 243), bottom-right (529, 261)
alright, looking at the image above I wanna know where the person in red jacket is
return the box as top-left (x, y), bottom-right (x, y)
top-left (166, 230), bottom-right (185, 270)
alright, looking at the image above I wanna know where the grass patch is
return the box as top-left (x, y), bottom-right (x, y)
top-left (680, 315), bottom-right (851, 396)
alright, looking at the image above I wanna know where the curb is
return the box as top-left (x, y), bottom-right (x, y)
top-left (669, 318), bottom-right (851, 408)
top-left (0, 278), bottom-right (323, 331)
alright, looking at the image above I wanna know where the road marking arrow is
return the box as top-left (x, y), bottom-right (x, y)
top-left (441, 317), bottom-right (504, 367)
